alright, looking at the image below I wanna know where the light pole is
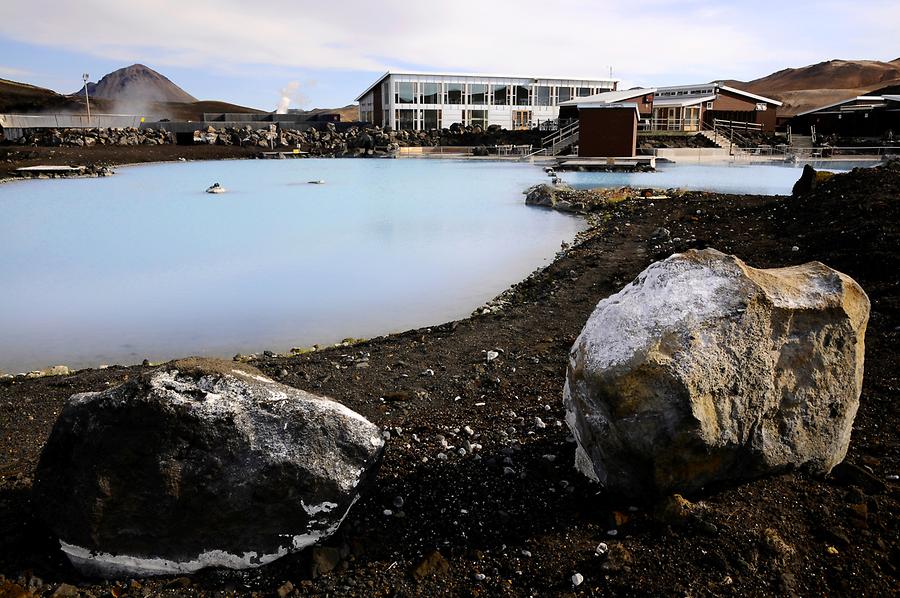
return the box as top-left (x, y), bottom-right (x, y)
top-left (83, 73), bottom-right (91, 124)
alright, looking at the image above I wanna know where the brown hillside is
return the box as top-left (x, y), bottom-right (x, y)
top-left (726, 59), bottom-right (900, 116)
top-left (739, 59), bottom-right (900, 93)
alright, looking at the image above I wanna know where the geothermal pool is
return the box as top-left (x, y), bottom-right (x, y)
top-left (0, 158), bottom-right (852, 372)
top-left (563, 161), bottom-right (858, 195)
top-left (0, 159), bottom-right (582, 372)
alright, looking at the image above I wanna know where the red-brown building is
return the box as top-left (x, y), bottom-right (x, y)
top-left (559, 88), bottom-right (655, 157)
top-left (650, 83), bottom-right (781, 132)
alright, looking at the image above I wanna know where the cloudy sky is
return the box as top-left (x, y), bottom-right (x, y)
top-left (2, 0), bottom-right (898, 110)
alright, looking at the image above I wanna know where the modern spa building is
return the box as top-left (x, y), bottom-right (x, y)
top-left (355, 72), bottom-right (618, 131)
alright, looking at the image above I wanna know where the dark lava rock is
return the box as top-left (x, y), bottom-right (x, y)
top-left (32, 358), bottom-right (385, 578)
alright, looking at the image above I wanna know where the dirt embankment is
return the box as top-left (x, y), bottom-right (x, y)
top-left (0, 145), bottom-right (262, 179)
top-left (0, 163), bottom-right (898, 597)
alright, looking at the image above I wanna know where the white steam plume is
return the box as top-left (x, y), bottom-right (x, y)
top-left (276, 81), bottom-right (300, 114)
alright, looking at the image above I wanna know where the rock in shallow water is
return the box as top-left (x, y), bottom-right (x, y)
top-left (564, 248), bottom-right (869, 497)
top-left (33, 358), bottom-right (384, 577)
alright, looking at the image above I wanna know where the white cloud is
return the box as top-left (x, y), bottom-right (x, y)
top-left (0, 65), bottom-right (32, 78)
top-left (2, 0), bottom-right (897, 85)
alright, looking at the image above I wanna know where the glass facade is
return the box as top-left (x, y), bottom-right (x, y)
top-left (467, 110), bottom-right (488, 128)
top-left (423, 109), bottom-right (441, 130)
top-left (492, 85), bottom-right (508, 105)
top-left (396, 82), bottom-right (416, 104)
top-left (514, 85), bottom-right (530, 105)
top-left (420, 83), bottom-right (440, 104)
top-left (396, 109), bottom-right (416, 129)
top-left (376, 76), bottom-right (617, 130)
top-left (446, 83), bottom-right (464, 104)
top-left (469, 84), bottom-right (487, 105)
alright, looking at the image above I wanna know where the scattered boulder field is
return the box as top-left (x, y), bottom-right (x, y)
top-left (0, 161), bottom-right (898, 596)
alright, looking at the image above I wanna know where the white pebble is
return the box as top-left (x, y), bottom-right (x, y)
top-left (474, 573), bottom-right (486, 581)
top-left (437, 452), bottom-right (448, 461)
top-left (463, 425), bottom-right (475, 436)
top-left (534, 417), bottom-right (547, 429)
top-left (595, 542), bottom-right (609, 556)
top-left (486, 350), bottom-right (499, 362)
top-left (571, 573), bottom-right (584, 587)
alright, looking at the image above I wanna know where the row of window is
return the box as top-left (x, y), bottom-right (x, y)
top-left (391, 82), bottom-right (607, 107)
top-left (656, 88), bottom-right (716, 97)
top-left (393, 109), bottom-right (492, 130)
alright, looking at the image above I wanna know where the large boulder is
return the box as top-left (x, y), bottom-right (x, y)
top-left (33, 358), bottom-right (385, 577)
top-left (564, 249), bottom-right (869, 497)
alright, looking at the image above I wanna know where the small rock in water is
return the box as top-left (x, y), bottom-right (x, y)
top-left (571, 573), bottom-right (584, 587)
top-left (534, 417), bottom-right (547, 429)
top-left (595, 542), bottom-right (609, 556)
top-left (486, 350), bottom-right (499, 362)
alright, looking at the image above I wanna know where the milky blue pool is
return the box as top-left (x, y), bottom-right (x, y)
top-left (0, 159), bottom-right (582, 372)
top-left (0, 157), bottom-right (862, 372)
top-left (563, 161), bottom-right (860, 195)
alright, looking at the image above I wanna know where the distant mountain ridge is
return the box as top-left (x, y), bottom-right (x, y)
top-left (75, 64), bottom-right (197, 104)
top-left (725, 58), bottom-right (900, 116)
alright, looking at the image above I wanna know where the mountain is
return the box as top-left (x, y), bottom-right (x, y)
top-left (726, 58), bottom-right (900, 116)
top-left (75, 64), bottom-right (198, 104)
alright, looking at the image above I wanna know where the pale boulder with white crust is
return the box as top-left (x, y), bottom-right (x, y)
top-left (33, 358), bottom-right (384, 577)
top-left (564, 248), bottom-right (869, 497)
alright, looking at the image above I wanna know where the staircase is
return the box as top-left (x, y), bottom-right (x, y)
top-left (526, 121), bottom-right (580, 157)
top-left (699, 123), bottom-right (750, 156)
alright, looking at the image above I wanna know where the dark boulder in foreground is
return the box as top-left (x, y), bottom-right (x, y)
top-left (32, 358), bottom-right (385, 578)
top-left (564, 249), bottom-right (869, 497)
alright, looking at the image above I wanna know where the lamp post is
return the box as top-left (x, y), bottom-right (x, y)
top-left (83, 73), bottom-right (91, 124)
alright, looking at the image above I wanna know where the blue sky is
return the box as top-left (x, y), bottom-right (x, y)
top-left (1, 0), bottom-right (898, 111)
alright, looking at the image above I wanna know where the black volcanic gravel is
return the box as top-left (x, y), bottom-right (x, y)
top-left (1, 161), bottom-right (898, 597)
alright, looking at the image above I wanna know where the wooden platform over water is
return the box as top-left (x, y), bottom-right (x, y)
top-left (259, 150), bottom-right (308, 159)
top-left (555, 156), bottom-right (656, 171)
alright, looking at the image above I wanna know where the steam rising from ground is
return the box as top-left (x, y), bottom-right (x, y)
top-left (277, 82), bottom-right (300, 114)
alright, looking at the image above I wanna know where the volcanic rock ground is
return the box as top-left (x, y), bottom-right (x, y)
top-left (0, 159), bottom-right (898, 597)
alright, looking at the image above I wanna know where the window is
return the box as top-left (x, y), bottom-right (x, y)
top-left (396, 109), bottom-right (416, 130)
top-left (707, 101), bottom-right (714, 109)
top-left (466, 109), bottom-right (488, 128)
top-left (576, 87), bottom-right (592, 97)
top-left (557, 87), bottom-right (572, 103)
top-left (423, 109), bottom-right (441, 130)
top-left (492, 84), bottom-right (508, 105)
top-left (514, 85), bottom-right (530, 105)
top-left (469, 84), bottom-right (487, 105)
top-left (396, 82), bottom-right (416, 104)
top-left (446, 83), bottom-right (464, 104)
top-left (420, 82), bottom-right (440, 104)
top-left (534, 86), bottom-right (551, 106)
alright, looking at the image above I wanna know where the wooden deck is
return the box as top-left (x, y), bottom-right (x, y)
top-left (555, 156), bottom-right (656, 171)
